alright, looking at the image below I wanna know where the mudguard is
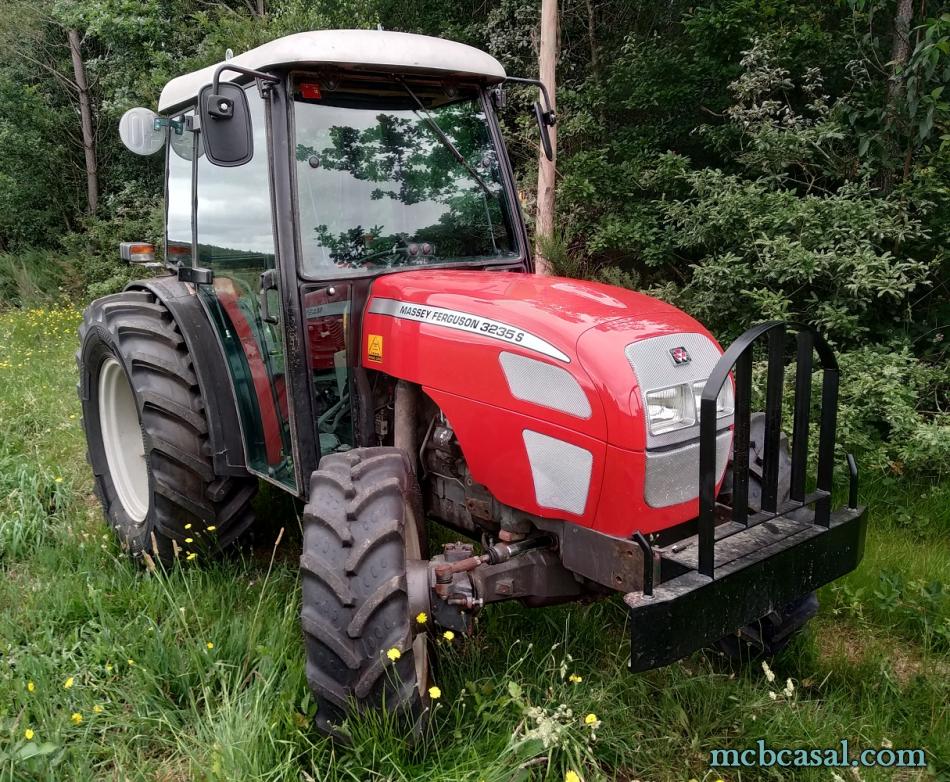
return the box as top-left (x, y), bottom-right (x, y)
top-left (125, 274), bottom-right (250, 477)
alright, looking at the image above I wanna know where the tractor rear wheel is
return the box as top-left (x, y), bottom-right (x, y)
top-left (78, 290), bottom-right (257, 564)
top-left (300, 447), bottom-right (430, 738)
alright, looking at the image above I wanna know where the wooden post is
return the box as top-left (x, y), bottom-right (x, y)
top-left (534, 0), bottom-right (557, 275)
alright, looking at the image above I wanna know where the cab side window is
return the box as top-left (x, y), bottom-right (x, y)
top-left (165, 111), bottom-right (195, 264)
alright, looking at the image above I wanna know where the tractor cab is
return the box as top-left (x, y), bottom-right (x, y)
top-left (121, 30), bottom-right (541, 492)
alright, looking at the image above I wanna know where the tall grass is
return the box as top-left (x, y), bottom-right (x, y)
top-left (0, 251), bottom-right (73, 308)
top-left (0, 306), bottom-right (947, 781)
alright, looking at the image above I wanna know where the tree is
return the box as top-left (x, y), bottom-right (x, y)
top-left (67, 28), bottom-right (97, 213)
top-left (1, 5), bottom-right (99, 215)
top-left (533, 0), bottom-right (557, 275)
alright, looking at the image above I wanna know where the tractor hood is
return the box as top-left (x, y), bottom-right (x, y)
top-left (362, 269), bottom-right (720, 450)
top-left (361, 269), bottom-right (728, 535)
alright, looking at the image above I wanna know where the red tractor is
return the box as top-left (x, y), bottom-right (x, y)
top-left (81, 30), bottom-right (866, 735)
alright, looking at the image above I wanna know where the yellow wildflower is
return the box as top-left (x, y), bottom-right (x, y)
top-left (386, 647), bottom-right (401, 662)
top-left (184, 523), bottom-right (192, 530)
top-left (428, 685), bottom-right (442, 699)
top-left (64, 676), bottom-right (74, 689)
top-left (206, 525), bottom-right (216, 532)
top-left (27, 681), bottom-right (35, 692)
top-left (24, 728), bottom-right (34, 740)
top-left (71, 712), bottom-right (83, 725)
top-left (584, 713), bottom-right (598, 725)
top-left (415, 612), bottom-right (428, 624)
top-left (565, 772), bottom-right (581, 782)
top-left (127, 659), bottom-right (135, 666)
top-left (55, 477), bottom-right (63, 483)
top-left (105, 663), bottom-right (113, 673)
top-left (93, 704), bottom-right (104, 714)
top-left (568, 673), bottom-right (582, 684)
top-left (186, 552), bottom-right (197, 561)
top-left (443, 630), bottom-right (455, 641)
top-left (184, 537), bottom-right (194, 544)
top-left (206, 642), bottom-right (214, 650)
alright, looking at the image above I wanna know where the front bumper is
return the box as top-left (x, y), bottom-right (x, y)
top-left (625, 502), bottom-right (867, 671)
top-left (623, 320), bottom-right (867, 672)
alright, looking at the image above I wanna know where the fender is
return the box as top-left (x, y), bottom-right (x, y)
top-left (125, 274), bottom-right (250, 477)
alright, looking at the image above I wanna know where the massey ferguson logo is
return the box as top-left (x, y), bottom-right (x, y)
top-left (669, 346), bottom-right (691, 365)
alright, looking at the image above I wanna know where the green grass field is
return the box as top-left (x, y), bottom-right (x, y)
top-left (1, 305), bottom-right (947, 781)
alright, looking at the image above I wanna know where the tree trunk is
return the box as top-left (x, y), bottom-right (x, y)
top-left (256, 0), bottom-right (265, 16)
top-left (534, 0), bottom-right (558, 276)
top-left (887, 0), bottom-right (914, 107)
top-left (585, 0), bottom-right (600, 84)
top-left (67, 29), bottom-right (97, 214)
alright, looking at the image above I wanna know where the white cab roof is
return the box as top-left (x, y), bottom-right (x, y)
top-left (158, 29), bottom-right (506, 112)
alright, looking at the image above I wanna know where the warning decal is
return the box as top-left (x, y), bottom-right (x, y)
top-left (367, 334), bottom-right (384, 363)
top-left (367, 298), bottom-right (570, 363)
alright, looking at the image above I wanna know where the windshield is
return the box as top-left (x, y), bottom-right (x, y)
top-left (292, 76), bottom-right (518, 278)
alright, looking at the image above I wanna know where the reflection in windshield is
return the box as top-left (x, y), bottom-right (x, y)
top-left (293, 79), bottom-right (517, 277)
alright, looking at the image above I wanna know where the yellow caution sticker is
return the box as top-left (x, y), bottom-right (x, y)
top-left (367, 334), bottom-right (384, 363)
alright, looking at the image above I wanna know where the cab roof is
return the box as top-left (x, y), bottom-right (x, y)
top-left (158, 29), bottom-right (506, 113)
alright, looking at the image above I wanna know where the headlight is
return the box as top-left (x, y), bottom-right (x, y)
top-left (692, 380), bottom-right (734, 419)
top-left (645, 385), bottom-right (695, 434)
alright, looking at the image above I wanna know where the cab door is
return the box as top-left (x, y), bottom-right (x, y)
top-left (189, 85), bottom-right (298, 491)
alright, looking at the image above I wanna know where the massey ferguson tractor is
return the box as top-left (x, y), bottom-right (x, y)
top-left (79, 30), bottom-right (867, 735)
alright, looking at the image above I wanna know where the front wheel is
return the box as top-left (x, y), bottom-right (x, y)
top-left (300, 448), bottom-right (430, 737)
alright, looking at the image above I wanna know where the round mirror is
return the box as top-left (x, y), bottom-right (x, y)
top-left (170, 122), bottom-right (203, 160)
top-left (118, 107), bottom-right (165, 156)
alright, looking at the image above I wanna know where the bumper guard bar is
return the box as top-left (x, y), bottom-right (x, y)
top-left (625, 322), bottom-right (868, 672)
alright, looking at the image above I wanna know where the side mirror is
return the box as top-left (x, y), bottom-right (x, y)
top-left (503, 77), bottom-right (557, 162)
top-left (533, 101), bottom-right (554, 162)
top-left (198, 82), bottom-right (253, 167)
top-left (118, 107), bottom-right (165, 156)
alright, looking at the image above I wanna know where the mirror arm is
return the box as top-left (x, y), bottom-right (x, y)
top-left (504, 76), bottom-right (556, 125)
top-left (211, 63), bottom-right (280, 94)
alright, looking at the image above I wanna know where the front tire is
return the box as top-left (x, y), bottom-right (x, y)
top-left (300, 447), bottom-right (430, 737)
top-left (78, 290), bottom-right (257, 564)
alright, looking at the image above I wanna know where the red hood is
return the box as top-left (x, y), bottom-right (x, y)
top-left (367, 269), bottom-right (702, 356)
top-left (361, 269), bottom-right (724, 534)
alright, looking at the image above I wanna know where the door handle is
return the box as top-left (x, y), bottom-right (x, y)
top-left (259, 268), bottom-right (279, 324)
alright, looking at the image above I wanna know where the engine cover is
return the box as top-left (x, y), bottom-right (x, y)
top-left (361, 269), bottom-right (728, 536)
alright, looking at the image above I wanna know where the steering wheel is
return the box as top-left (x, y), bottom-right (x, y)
top-left (354, 239), bottom-right (436, 268)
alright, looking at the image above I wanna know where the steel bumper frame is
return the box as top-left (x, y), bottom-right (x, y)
top-left (624, 320), bottom-right (868, 672)
top-left (625, 503), bottom-right (866, 672)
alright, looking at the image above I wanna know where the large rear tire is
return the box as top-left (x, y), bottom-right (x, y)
top-left (78, 290), bottom-right (257, 564)
top-left (300, 448), bottom-right (430, 738)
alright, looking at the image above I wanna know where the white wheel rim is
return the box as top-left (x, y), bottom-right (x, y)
top-left (98, 357), bottom-right (149, 522)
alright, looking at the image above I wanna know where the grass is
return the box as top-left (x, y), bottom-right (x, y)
top-left (0, 304), bottom-right (947, 781)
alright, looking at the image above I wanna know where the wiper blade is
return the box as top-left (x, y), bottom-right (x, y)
top-left (396, 78), bottom-right (495, 199)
